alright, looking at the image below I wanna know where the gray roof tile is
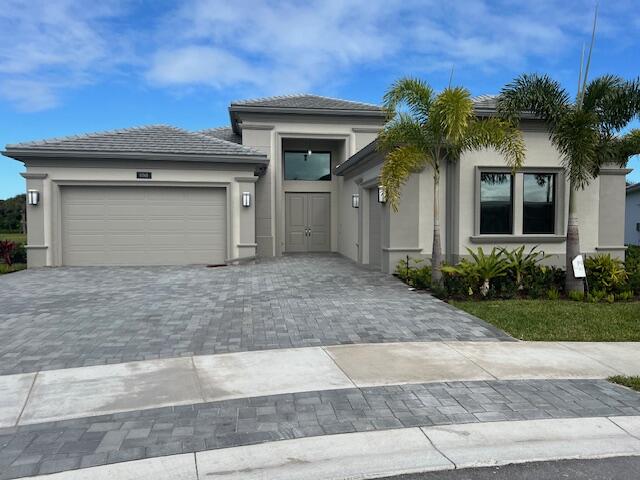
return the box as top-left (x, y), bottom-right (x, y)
top-left (197, 127), bottom-right (242, 144)
top-left (5, 125), bottom-right (264, 158)
top-left (230, 94), bottom-right (382, 111)
top-left (472, 94), bottom-right (498, 111)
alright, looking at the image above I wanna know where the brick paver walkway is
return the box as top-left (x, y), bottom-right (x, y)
top-left (0, 379), bottom-right (637, 479)
top-left (0, 254), bottom-right (509, 375)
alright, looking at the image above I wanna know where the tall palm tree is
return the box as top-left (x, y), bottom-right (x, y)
top-left (497, 74), bottom-right (640, 293)
top-left (379, 78), bottom-right (526, 285)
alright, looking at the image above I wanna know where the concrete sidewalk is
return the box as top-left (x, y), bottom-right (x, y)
top-left (1, 341), bottom-right (638, 428)
top-left (23, 416), bottom-right (640, 480)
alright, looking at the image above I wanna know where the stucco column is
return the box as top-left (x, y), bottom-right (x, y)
top-left (20, 172), bottom-right (49, 267)
top-left (234, 176), bottom-right (258, 261)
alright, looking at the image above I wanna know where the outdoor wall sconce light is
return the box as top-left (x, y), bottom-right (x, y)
top-left (241, 191), bottom-right (251, 207)
top-left (377, 186), bottom-right (386, 203)
top-left (27, 189), bottom-right (40, 206)
top-left (351, 193), bottom-right (360, 208)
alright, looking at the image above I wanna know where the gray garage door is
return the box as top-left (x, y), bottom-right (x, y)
top-left (61, 186), bottom-right (226, 266)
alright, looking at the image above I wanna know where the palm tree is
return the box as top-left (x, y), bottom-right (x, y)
top-left (497, 74), bottom-right (640, 293)
top-left (379, 78), bottom-right (526, 286)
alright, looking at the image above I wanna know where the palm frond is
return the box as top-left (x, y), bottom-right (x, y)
top-left (382, 77), bottom-right (434, 124)
top-left (430, 87), bottom-right (474, 145)
top-left (608, 129), bottom-right (640, 167)
top-left (582, 75), bottom-right (625, 111)
top-left (463, 118), bottom-right (526, 170)
top-left (380, 145), bottom-right (427, 212)
top-left (497, 74), bottom-right (570, 127)
top-left (551, 109), bottom-right (600, 188)
top-left (584, 76), bottom-right (640, 134)
top-left (377, 113), bottom-right (431, 154)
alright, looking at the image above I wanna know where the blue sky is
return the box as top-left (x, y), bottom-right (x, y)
top-left (1, 0), bottom-right (639, 199)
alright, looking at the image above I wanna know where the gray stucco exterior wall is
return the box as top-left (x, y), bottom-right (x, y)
top-left (625, 186), bottom-right (640, 246)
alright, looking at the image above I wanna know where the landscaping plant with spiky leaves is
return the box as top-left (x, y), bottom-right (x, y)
top-left (379, 79), bottom-right (525, 286)
top-left (497, 10), bottom-right (640, 293)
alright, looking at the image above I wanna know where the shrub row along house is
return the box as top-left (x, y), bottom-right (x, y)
top-left (2, 93), bottom-right (630, 270)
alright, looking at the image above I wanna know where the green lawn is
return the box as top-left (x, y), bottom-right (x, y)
top-left (451, 299), bottom-right (640, 341)
top-left (609, 376), bottom-right (640, 392)
top-left (0, 232), bottom-right (26, 243)
top-left (0, 263), bottom-right (26, 275)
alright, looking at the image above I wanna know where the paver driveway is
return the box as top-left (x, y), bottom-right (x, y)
top-left (0, 254), bottom-right (509, 375)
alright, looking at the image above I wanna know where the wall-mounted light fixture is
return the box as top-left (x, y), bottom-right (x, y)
top-left (241, 191), bottom-right (251, 207)
top-left (27, 189), bottom-right (40, 206)
top-left (351, 193), bottom-right (360, 208)
top-left (377, 186), bottom-right (386, 203)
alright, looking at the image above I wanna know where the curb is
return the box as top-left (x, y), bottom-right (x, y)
top-left (26, 416), bottom-right (640, 480)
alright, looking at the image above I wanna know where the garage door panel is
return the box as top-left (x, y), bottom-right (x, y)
top-left (105, 204), bottom-right (153, 216)
top-left (65, 204), bottom-right (107, 216)
top-left (66, 234), bottom-right (107, 248)
top-left (62, 186), bottom-right (227, 266)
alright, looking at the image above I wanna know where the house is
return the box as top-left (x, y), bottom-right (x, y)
top-left (2, 94), bottom-right (629, 271)
top-left (626, 183), bottom-right (640, 246)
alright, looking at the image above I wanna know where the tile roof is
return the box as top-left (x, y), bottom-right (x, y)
top-left (230, 94), bottom-right (383, 112)
top-left (472, 94), bottom-right (498, 111)
top-left (197, 127), bottom-right (242, 144)
top-left (4, 125), bottom-right (265, 159)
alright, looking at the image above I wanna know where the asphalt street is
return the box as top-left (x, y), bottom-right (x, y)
top-left (382, 456), bottom-right (640, 480)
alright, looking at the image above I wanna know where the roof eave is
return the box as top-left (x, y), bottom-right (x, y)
top-left (335, 139), bottom-right (380, 176)
top-left (229, 105), bottom-right (386, 133)
top-left (2, 149), bottom-right (269, 165)
top-left (473, 107), bottom-right (539, 120)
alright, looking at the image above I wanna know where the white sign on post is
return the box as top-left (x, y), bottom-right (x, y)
top-left (572, 254), bottom-right (586, 278)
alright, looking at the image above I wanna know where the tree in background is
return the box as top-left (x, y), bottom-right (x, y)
top-left (379, 78), bottom-right (525, 285)
top-left (0, 194), bottom-right (26, 232)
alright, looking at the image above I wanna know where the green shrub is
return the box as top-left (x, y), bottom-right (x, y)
top-left (0, 240), bottom-right (16, 266)
top-left (568, 290), bottom-right (585, 302)
top-left (585, 254), bottom-right (628, 294)
top-left (12, 243), bottom-right (26, 264)
top-left (626, 245), bottom-right (640, 271)
top-left (616, 291), bottom-right (635, 302)
top-left (587, 289), bottom-right (607, 303)
top-left (524, 265), bottom-right (565, 299)
top-left (394, 257), bottom-right (431, 289)
top-left (442, 266), bottom-right (473, 298)
top-left (442, 247), bottom-right (509, 297)
top-left (501, 245), bottom-right (549, 290)
top-left (546, 288), bottom-right (560, 300)
top-left (626, 245), bottom-right (640, 294)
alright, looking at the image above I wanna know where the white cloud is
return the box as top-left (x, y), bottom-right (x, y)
top-left (0, 80), bottom-right (59, 112)
top-left (149, 0), bottom-right (628, 95)
top-left (147, 46), bottom-right (258, 88)
top-left (0, 0), bottom-right (130, 111)
top-left (148, 0), bottom-right (399, 94)
top-left (1, 0), bottom-right (639, 111)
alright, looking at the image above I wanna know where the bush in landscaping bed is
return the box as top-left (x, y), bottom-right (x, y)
top-left (440, 246), bottom-right (557, 300)
top-left (394, 257), bottom-right (431, 289)
top-left (626, 245), bottom-right (640, 295)
top-left (0, 239), bottom-right (26, 266)
top-left (585, 254), bottom-right (628, 294)
top-left (395, 247), bottom-right (636, 302)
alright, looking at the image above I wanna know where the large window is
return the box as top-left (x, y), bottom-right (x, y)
top-left (284, 151), bottom-right (331, 181)
top-left (523, 173), bottom-right (555, 234)
top-left (480, 172), bottom-right (513, 234)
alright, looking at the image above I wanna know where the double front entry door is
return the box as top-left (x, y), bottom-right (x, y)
top-left (285, 192), bottom-right (331, 252)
